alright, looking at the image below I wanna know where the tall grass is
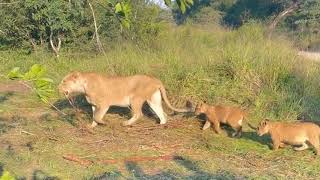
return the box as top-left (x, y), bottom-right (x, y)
top-left (1, 22), bottom-right (320, 123)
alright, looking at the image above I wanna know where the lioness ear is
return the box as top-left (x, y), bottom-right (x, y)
top-left (72, 71), bottom-right (81, 79)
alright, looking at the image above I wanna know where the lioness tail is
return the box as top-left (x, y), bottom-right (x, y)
top-left (159, 85), bottom-right (191, 113)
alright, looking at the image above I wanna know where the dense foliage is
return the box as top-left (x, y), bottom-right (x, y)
top-left (0, 0), bottom-right (319, 53)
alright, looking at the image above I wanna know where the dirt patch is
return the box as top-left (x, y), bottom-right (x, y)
top-left (298, 51), bottom-right (320, 61)
top-left (0, 81), bottom-right (31, 93)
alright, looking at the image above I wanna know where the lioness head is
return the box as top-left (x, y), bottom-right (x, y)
top-left (58, 71), bottom-right (85, 96)
top-left (194, 101), bottom-right (207, 116)
top-left (257, 119), bottom-right (271, 136)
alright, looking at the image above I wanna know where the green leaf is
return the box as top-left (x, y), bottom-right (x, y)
top-left (7, 67), bottom-right (23, 79)
top-left (23, 64), bottom-right (46, 80)
top-left (164, 0), bottom-right (172, 6)
top-left (185, 0), bottom-right (193, 7)
top-left (1, 171), bottom-right (15, 180)
top-left (177, 0), bottom-right (186, 14)
top-left (6, 64), bottom-right (54, 104)
top-left (115, 3), bottom-right (122, 14)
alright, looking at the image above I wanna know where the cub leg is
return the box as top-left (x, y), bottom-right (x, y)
top-left (212, 120), bottom-right (222, 134)
top-left (271, 136), bottom-right (281, 150)
top-left (122, 98), bottom-right (144, 126)
top-left (91, 105), bottom-right (109, 128)
top-left (147, 90), bottom-right (167, 124)
top-left (279, 142), bottom-right (286, 148)
top-left (202, 120), bottom-right (211, 130)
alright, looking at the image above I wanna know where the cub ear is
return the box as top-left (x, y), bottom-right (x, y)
top-left (262, 119), bottom-right (270, 125)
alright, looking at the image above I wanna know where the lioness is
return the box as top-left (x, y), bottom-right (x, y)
top-left (194, 102), bottom-right (247, 137)
top-left (58, 72), bottom-right (191, 127)
top-left (257, 119), bottom-right (320, 155)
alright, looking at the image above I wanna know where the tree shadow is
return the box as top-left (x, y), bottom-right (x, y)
top-left (0, 92), bottom-right (14, 103)
top-left (0, 163), bottom-right (3, 177)
top-left (31, 170), bottom-right (59, 180)
top-left (0, 116), bottom-right (23, 135)
top-left (0, 91), bottom-right (14, 103)
top-left (91, 156), bottom-right (246, 179)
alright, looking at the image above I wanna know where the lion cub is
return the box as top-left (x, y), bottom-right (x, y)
top-left (194, 102), bottom-right (246, 137)
top-left (257, 119), bottom-right (320, 155)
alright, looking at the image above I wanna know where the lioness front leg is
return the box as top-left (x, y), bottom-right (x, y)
top-left (91, 106), bottom-right (109, 128)
top-left (122, 99), bottom-right (144, 126)
top-left (202, 120), bottom-right (211, 130)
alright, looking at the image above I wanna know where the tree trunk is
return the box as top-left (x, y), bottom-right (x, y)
top-left (88, 1), bottom-right (105, 54)
top-left (30, 38), bottom-right (37, 52)
top-left (268, 1), bottom-right (300, 38)
top-left (50, 32), bottom-right (61, 58)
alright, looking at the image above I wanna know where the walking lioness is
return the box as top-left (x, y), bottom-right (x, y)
top-left (58, 72), bottom-right (191, 127)
top-left (194, 102), bottom-right (247, 137)
top-left (257, 119), bottom-right (320, 155)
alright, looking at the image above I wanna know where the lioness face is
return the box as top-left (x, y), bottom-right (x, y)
top-left (58, 72), bottom-right (84, 96)
top-left (195, 103), bottom-right (206, 115)
top-left (257, 119), bottom-right (270, 136)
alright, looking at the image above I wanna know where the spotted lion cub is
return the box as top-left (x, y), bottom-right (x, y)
top-left (257, 119), bottom-right (320, 155)
top-left (194, 101), bottom-right (246, 137)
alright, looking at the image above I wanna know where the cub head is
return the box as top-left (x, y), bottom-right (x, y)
top-left (58, 71), bottom-right (85, 97)
top-left (194, 101), bottom-right (208, 116)
top-left (256, 119), bottom-right (271, 136)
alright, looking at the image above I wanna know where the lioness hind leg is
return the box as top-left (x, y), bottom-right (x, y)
top-left (122, 98), bottom-right (144, 126)
top-left (293, 142), bottom-right (309, 151)
top-left (148, 90), bottom-right (167, 124)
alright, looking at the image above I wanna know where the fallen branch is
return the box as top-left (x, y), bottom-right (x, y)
top-left (63, 154), bottom-right (93, 166)
top-left (48, 137), bottom-right (59, 141)
top-left (21, 130), bottom-right (35, 136)
top-left (0, 2), bottom-right (19, 5)
top-left (99, 154), bottom-right (176, 164)
top-left (18, 80), bottom-right (66, 116)
top-left (126, 122), bottom-right (185, 132)
top-left (63, 154), bottom-right (177, 166)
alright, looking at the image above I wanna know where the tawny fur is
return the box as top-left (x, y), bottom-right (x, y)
top-left (58, 72), bottom-right (191, 127)
top-left (194, 102), bottom-right (246, 137)
top-left (257, 119), bottom-right (320, 155)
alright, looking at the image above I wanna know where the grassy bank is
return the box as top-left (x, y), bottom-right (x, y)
top-left (1, 23), bottom-right (320, 179)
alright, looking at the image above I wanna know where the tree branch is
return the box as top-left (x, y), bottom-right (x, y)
top-left (0, 2), bottom-right (19, 5)
top-left (88, 1), bottom-right (105, 54)
top-left (50, 32), bottom-right (61, 57)
top-left (268, 1), bottom-right (300, 38)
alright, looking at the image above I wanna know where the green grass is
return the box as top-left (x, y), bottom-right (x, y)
top-left (1, 23), bottom-right (320, 179)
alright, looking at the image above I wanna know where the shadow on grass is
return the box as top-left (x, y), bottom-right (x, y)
top-left (92, 156), bottom-right (245, 180)
top-left (241, 131), bottom-right (272, 148)
top-left (0, 92), bottom-right (14, 104)
top-left (0, 163), bottom-right (3, 177)
top-left (31, 170), bottom-right (59, 180)
top-left (52, 95), bottom-right (181, 126)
